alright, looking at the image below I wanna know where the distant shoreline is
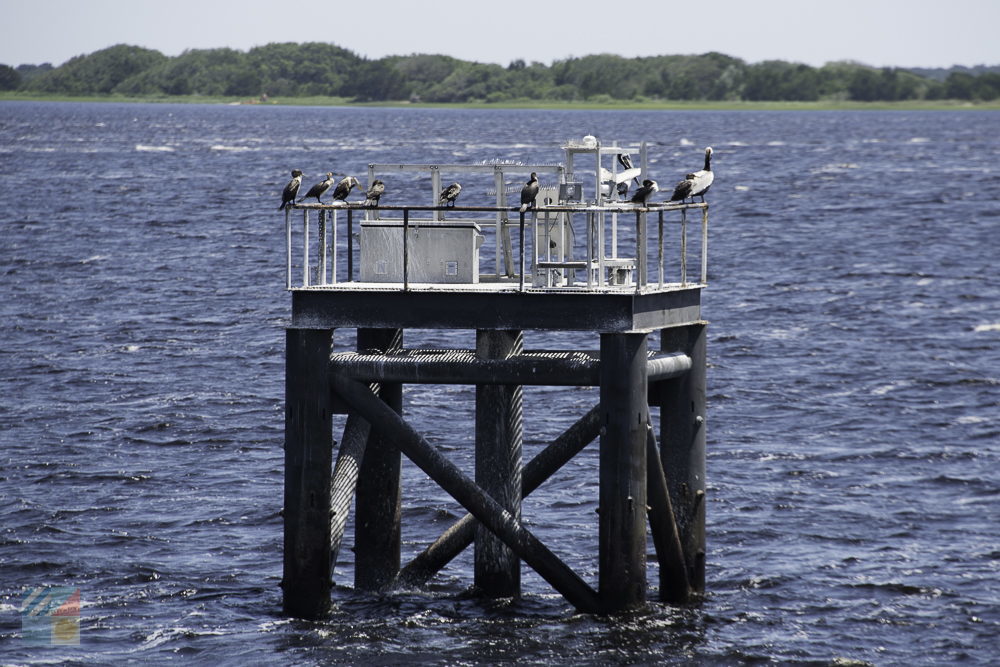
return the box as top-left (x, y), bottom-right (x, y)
top-left (2, 92), bottom-right (999, 111)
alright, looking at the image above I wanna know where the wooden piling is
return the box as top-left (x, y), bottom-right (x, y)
top-left (353, 328), bottom-right (404, 591)
top-left (658, 323), bottom-right (707, 593)
top-left (282, 328), bottom-right (334, 619)
top-left (598, 333), bottom-right (648, 613)
top-left (644, 420), bottom-right (691, 603)
top-left (474, 330), bottom-right (524, 597)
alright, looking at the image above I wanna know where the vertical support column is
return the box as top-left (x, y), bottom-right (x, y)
top-left (598, 332), bottom-right (648, 613)
top-left (354, 328), bottom-right (404, 591)
top-left (474, 329), bottom-right (524, 597)
top-left (659, 323), bottom-right (707, 594)
top-left (283, 328), bottom-right (334, 619)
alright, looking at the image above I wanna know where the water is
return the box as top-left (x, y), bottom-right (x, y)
top-left (1, 102), bottom-right (998, 664)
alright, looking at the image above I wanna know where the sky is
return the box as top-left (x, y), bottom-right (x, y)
top-left (1, 0), bottom-right (998, 70)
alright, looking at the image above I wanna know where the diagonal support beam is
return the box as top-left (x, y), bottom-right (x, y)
top-left (329, 413), bottom-right (371, 573)
top-left (644, 417), bottom-right (691, 603)
top-left (330, 373), bottom-right (600, 614)
top-left (396, 404), bottom-right (602, 587)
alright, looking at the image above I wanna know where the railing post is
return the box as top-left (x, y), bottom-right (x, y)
top-left (318, 210), bottom-right (327, 285)
top-left (518, 210), bottom-right (525, 291)
top-left (302, 210), bottom-right (310, 288)
top-left (403, 208), bottom-right (409, 291)
top-left (285, 208), bottom-right (292, 290)
top-left (680, 208), bottom-right (688, 287)
top-left (347, 208), bottom-right (354, 282)
top-left (657, 210), bottom-right (665, 289)
top-left (701, 206), bottom-right (709, 285)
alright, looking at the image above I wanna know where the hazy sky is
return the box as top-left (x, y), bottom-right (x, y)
top-left (2, 0), bottom-right (998, 69)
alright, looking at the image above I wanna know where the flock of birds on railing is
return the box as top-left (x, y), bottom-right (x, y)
top-left (279, 147), bottom-right (712, 212)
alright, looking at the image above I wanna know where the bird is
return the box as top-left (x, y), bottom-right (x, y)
top-left (298, 172), bottom-right (335, 204)
top-left (363, 179), bottom-right (384, 207)
top-left (279, 169), bottom-right (303, 210)
top-left (670, 147), bottom-right (714, 204)
top-left (519, 172), bottom-right (539, 213)
top-left (630, 179), bottom-right (659, 205)
top-left (439, 182), bottom-right (462, 207)
top-left (332, 175), bottom-right (362, 203)
top-left (616, 153), bottom-right (639, 199)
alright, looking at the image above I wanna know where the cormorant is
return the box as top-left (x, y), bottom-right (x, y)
top-left (631, 179), bottom-right (659, 205)
top-left (519, 172), bottom-right (539, 213)
top-left (363, 180), bottom-right (384, 207)
top-left (279, 169), bottom-right (303, 210)
top-left (670, 147), bottom-right (714, 204)
top-left (298, 172), bottom-right (335, 204)
top-left (439, 182), bottom-right (462, 207)
top-left (332, 175), bottom-right (362, 202)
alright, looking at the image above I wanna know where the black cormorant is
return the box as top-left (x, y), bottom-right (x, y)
top-left (279, 169), bottom-right (303, 210)
top-left (439, 182), bottom-right (462, 207)
top-left (363, 180), bottom-right (384, 207)
top-left (298, 172), bottom-right (335, 204)
top-left (630, 179), bottom-right (659, 205)
top-left (332, 175), bottom-right (362, 202)
top-left (519, 172), bottom-right (539, 213)
top-left (670, 147), bottom-right (714, 203)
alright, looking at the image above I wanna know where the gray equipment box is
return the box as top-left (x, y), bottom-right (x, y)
top-left (360, 221), bottom-right (483, 283)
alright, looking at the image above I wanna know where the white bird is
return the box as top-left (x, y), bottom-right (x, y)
top-left (630, 179), bottom-right (659, 205)
top-left (670, 147), bottom-right (714, 204)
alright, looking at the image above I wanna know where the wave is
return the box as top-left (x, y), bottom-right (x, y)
top-left (135, 144), bottom-right (175, 152)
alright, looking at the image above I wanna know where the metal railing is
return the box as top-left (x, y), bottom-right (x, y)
top-left (284, 202), bottom-right (708, 293)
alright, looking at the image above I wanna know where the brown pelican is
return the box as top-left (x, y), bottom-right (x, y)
top-left (298, 172), bottom-right (335, 204)
top-left (332, 175), bottom-right (362, 202)
top-left (363, 179), bottom-right (384, 207)
top-left (519, 172), bottom-right (539, 213)
top-left (670, 147), bottom-right (714, 203)
top-left (439, 182), bottom-right (462, 207)
top-left (630, 179), bottom-right (659, 205)
top-left (279, 169), bottom-right (303, 210)
top-left (616, 153), bottom-right (639, 199)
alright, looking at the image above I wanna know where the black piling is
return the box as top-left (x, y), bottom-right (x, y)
top-left (474, 330), bottom-right (524, 597)
top-left (598, 333), bottom-right (649, 613)
top-left (282, 328), bottom-right (334, 619)
top-left (353, 328), bottom-right (403, 591)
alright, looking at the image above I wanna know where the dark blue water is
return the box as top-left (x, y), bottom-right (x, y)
top-left (1, 102), bottom-right (998, 664)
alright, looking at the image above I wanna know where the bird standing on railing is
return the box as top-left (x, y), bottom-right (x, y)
top-left (519, 172), bottom-right (539, 213)
top-left (670, 147), bottom-right (714, 204)
top-left (631, 179), bottom-right (659, 205)
top-left (332, 175), bottom-right (362, 203)
top-left (279, 169), bottom-right (303, 210)
top-left (439, 182), bottom-right (462, 207)
top-left (616, 153), bottom-right (640, 199)
top-left (298, 172), bottom-right (335, 204)
top-left (363, 179), bottom-right (384, 207)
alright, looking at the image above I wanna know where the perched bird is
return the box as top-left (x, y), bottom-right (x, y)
top-left (439, 182), bottom-right (462, 207)
top-left (363, 179), bottom-right (385, 207)
top-left (519, 172), bottom-right (539, 213)
top-left (332, 175), bottom-right (362, 202)
top-left (616, 153), bottom-right (639, 199)
top-left (279, 169), bottom-right (303, 210)
top-left (670, 147), bottom-right (714, 204)
top-left (298, 172), bottom-right (335, 204)
top-left (630, 179), bottom-right (659, 205)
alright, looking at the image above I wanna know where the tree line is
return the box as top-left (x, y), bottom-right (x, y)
top-left (2, 42), bottom-right (999, 103)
